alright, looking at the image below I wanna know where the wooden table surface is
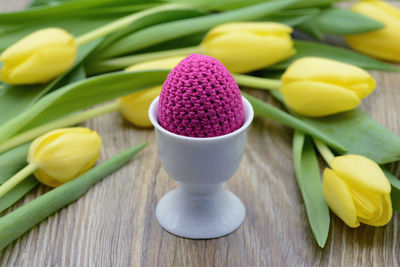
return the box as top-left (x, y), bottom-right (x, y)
top-left (1, 1), bottom-right (400, 266)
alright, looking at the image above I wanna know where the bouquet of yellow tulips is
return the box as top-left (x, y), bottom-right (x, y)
top-left (0, 0), bottom-right (400, 250)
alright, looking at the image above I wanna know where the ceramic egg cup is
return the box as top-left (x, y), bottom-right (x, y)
top-left (149, 96), bottom-right (254, 239)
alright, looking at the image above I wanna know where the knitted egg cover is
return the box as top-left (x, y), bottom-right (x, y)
top-left (158, 54), bottom-right (244, 138)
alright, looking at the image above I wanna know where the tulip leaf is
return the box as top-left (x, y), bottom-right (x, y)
top-left (0, 0), bottom-right (157, 22)
top-left (0, 177), bottom-right (38, 214)
top-left (270, 90), bottom-right (400, 164)
top-left (297, 7), bottom-right (384, 36)
top-left (270, 40), bottom-right (400, 72)
top-left (0, 70), bottom-right (169, 143)
top-left (0, 39), bottom-right (101, 126)
top-left (97, 0), bottom-right (298, 59)
top-left (263, 8), bottom-right (320, 27)
top-left (89, 5), bottom-right (207, 58)
top-left (243, 92), bottom-right (346, 152)
top-left (293, 131), bottom-right (330, 248)
top-left (382, 169), bottom-right (400, 214)
top-left (0, 143), bottom-right (147, 251)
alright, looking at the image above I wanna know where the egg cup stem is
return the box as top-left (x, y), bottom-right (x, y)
top-left (313, 138), bottom-right (335, 167)
top-left (0, 101), bottom-right (121, 154)
top-left (233, 74), bottom-right (282, 90)
top-left (0, 162), bottom-right (38, 198)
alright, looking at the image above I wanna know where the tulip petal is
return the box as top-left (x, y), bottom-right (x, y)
top-left (323, 168), bottom-right (359, 228)
top-left (281, 57), bottom-right (375, 99)
top-left (332, 155), bottom-right (391, 194)
top-left (29, 128), bottom-right (102, 186)
top-left (359, 194), bottom-right (393, 226)
top-left (202, 22), bottom-right (295, 73)
top-left (125, 56), bottom-right (185, 72)
top-left (345, 0), bottom-right (400, 62)
top-left (7, 45), bottom-right (76, 84)
top-left (350, 188), bottom-right (379, 220)
top-left (280, 80), bottom-right (360, 117)
top-left (119, 86), bottom-right (162, 127)
top-left (0, 28), bottom-right (75, 64)
top-left (203, 22), bottom-right (293, 39)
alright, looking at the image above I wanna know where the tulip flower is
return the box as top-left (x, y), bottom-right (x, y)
top-left (0, 5), bottom-right (188, 84)
top-left (280, 57), bottom-right (376, 117)
top-left (201, 22), bottom-right (295, 73)
top-left (322, 155), bottom-right (392, 227)
top-left (90, 22), bottom-right (296, 74)
top-left (0, 127), bottom-right (102, 198)
top-left (0, 28), bottom-right (77, 85)
top-left (120, 56), bottom-right (184, 127)
top-left (0, 57), bottom-right (183, 154)
top-left (345, 0), bottom-right (400, 62)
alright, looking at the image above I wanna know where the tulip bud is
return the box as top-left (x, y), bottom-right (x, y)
top-left (0, 28), bottom-right (77, 85)
top-left (120, 56), bottom-right (185, 127)
top-left (280, 57), bottom-right (376, 117)
top-left (345, 0), bottom-right (400, 62)
top-left (201, 22), bottom-right (295, 73)
top-left (322, 155), bottom-right (392, 227)
top-left (27, 127), bottom-right (102, 187)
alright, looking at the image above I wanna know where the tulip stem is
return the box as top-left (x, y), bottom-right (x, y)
top-left (0, 101), bottom-right (121, 154)
top-left (86, 46), bottom-right (202, 74)
top-left (233, 74), bottom-right (281, 90)
top-left (0, 162), bottom-right (39, 198)
top-left (313, 138), bottom-right (335, 167)
top-left (75, 4), bottom-right (188, 46)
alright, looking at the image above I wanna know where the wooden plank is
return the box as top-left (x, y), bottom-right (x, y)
top-left (0, 1), bottom-right (400, 266)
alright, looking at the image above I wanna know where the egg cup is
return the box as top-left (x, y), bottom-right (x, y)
top-left (149, 96), bottom-right (254, 239)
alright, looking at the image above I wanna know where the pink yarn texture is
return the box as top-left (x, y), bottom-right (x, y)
top-left (158, 54), bottom-right (244, 137)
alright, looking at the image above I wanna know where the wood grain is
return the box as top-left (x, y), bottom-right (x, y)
top-left (1, 1), bottom-right (400, 267)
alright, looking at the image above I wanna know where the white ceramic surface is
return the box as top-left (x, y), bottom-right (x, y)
top-left (149, 96), bottom-right (254, 239)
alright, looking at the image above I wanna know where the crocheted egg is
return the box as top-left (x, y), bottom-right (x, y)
top-left (158, 54), bottom-right (244, 137)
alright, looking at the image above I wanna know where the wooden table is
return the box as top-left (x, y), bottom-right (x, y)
top-left (1, 1), bottom-right (400, 266)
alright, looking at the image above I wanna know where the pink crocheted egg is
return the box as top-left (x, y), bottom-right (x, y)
top-left (158, 54), bottom-right (244, 137)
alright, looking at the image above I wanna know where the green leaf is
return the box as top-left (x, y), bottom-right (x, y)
top-left (0, 39), bottom-right (101, 126)
top-left (165, 0), bottom-right (340, 11)
top-left (0, 143), bottom-right (147, 251)
top-left (270, 40), bottom-right (400, 72)
top-left (0, 0), bottom-right (155, 22)
top-left (298, 7), bottom-right (384, 36)
top-left (270, 90), bottom-right (400, 164)
top-left (383, 169), bottom-right (400, 214)
top-left (90, 5), bottom-right (206, 59)
top-left (263, 8), bottom-right (320, 27)
top-left (0, 70), bottom-right (169, 142)
top-left (0, 177), bottom-right (38, 214)
top-left (242, 92), bottom-right (346, 152)
top-left (293, 131), bottom-right (330, 248)
top-left (0, 143), bottom-right (30, 184)
top-left (98, 0), bottom-right (298, 58)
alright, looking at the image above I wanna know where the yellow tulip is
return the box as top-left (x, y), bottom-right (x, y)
top-left (280, 57), bottom-right (376, 117)
top-left (120, 56), bottom-right (184, 127)
top-left (345, 0), bottom-right (400, 62)
top-left (0, 28), bottom-right (77, 85)
top-left (322, 155), bottom-right (392, 227)
top-left (201, 22), bottom-right (295, 73)
top-left (28, 127), bottom-right (102, 187)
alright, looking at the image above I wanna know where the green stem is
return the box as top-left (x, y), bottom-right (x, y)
top-left (233, 74), bottom-right (282, 90)
top-left (0, 101), bottom-right (121, 154)
top-left (75, 4), bottom-right (186, 46)
top-left (313, 138), bottom-right (335, 167)
top-left (87, 46), bottom-right (202, 74)
top-left (0, 162), bottom-right (38, 198)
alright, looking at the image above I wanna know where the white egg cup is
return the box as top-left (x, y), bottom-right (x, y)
top-left (149, 96), bottom-right (254, 239)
